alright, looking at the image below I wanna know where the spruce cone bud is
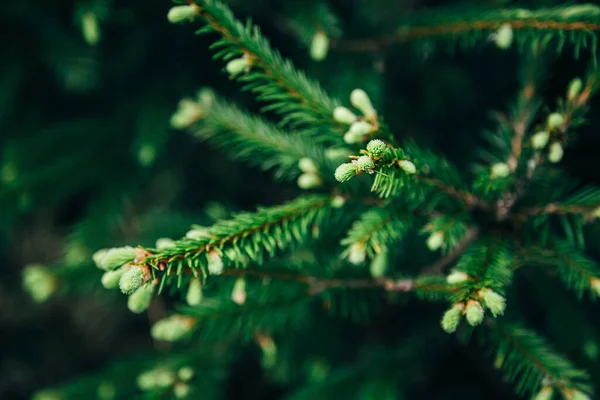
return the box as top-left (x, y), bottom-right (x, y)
top-left (441, 303), bottom-right (464, 333)
top-left (226, 57), bottom-right (248, 76)
top-left (426, 231), bottom-right (444, 251)
top-left (22, 264), bottom-right (56, 303)
top-left (310, 31), bottom-right (329, 61)
top-left (446, 270), bottom-right (469, 284)
top-left (491, 162), bottom-right (510, 178)
top-left (347, 243), bottom-right (366, 265)
top-left (465, 300), bottom-right (484, 327)
top-left (119, 265), bottom-right (145, 295)
top-left (298, 157), bottom-right (318, 174)
top-left (334, 163), bottom-right (358, 183)
top-left (568, 78), bottom-right (583, 100)
top-left (167, 5), bottom-right (197, 24)
top-left (495, 23), bottom-right (513, 49)
top-left (356, 155), bottom-right (374, 171)
top-left (297, 173), bottom-right (322, 189)
top-left (127, 283), bottom-right (155, 314)
top-left (151, 315), bottom-right (195, 342)
top-left (207, 250), bottom-right (224, 275)
top-left (231, 277), bottom-right (247, 305)
top-left (548, 142), bottom-right (564, 163)
top-left (531, 131), bottom-right (549, 149)
top-left (366, 139), bottom-right (387, 157)
top-left (186, 278), bottom-right (203, 306)
top-left (101, 269), bottom-right (124, 289)
top-left (547, 113), bottom-right (565, 129)
top-left (480, 289), bottom-right (506, 317)
top-left (399, 160), bottom-right (416, 174)
top-left (137, 368), bottom-right (176, 391)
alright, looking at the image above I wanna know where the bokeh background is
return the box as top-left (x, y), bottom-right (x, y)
top-left (2, 0), bottom-right (600, 399)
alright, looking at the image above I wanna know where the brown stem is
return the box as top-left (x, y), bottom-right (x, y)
top-left (332, 19), bottom-right (600, 53)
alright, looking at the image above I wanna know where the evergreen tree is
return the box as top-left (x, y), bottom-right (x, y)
top-left (5, 0), bottom-right (600, 399)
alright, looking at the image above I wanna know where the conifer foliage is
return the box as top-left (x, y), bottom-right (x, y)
top-left (17, 0), bottom-right (600, 399)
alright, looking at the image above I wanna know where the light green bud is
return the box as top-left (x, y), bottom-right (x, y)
top-left (186, 278), bottom-right (203, 306)
top-left (344, 121), bottom-right (372, 144)
top-left (127, 283), bottom-right (155, 314)
top-left (369, 249), bottom-right (388, 278)
top-left (96, 382), bottom-right (116, 400)
top-left (310, 31), bottom-right (329, 61)
top-left (97, 246), bottom-right (137, 271)
top-left (186, 227), bottom-right (211, 240)
top-left (298, 173), bottom-right (322, 189)
top-left (174, 383), bottom-right (191, 398)
top-left (137, 368), bottom-right (175, 391)
top-left (399, 160), bottom-right (417, 174)
top-left (441, 303), bottom-right (463, 333)
top-left (325, 147), bottom-right (352, 161)
top-left (446, 270), bottom-right (469, 284)
top-left (137, 144), bottom-right (156, 167)
top-left (350, 89), bottom-right (376, 117)
top-left (568, 78), bottom-right (583, 100)
top-left (333, 107), bottom-right (357, 125)
top-left (334, 163), bottom-right (358, 183)
top-left (426, 231), bottom-right (444, 251)
top-left (101, 269), bottom-right (124, 289)
top-left (92, 249), bottom-right (108, 269)
top-left (532, 386), bottom-right (553, 400)
top-left (196, 87), bottom-right (216, 107)
top-left (547, 113), bottom-right (565, 129)
top-left (347, 243), bottom-right (366, 265)
top-left (207, 250), bottom-right (224, 275)
top-left (167, 5), bottom-right (197, 24)
top-left (465, 300), bottom-right (484, 326)
top-left (491, 162), bottom-right (510, 178)
top-left (119, 265), bottom-right (145, 295)
top-left (151, 315), bottom-right (194, 342)
top-left (548, 142), bottom-right (564, 163)
top-left (531, 131), bottom-right (549, 149)
top-left (178, 366), bottom-right (195, 381)
top-left (81, 12), bottom-right (100, 46)
top-left (480, 289), bottom-right (506, 317)
top-left (356, 155), bottom-right (374, 171)
top-left (231, 277), bottom-right (247, 305)
top-left (495, 23), bottom-right (513, 49)
top-left (155, 238), bottom-right (176, 249)
top-left (23, 264), bottom-right (56, 303)
top-left (366, 139), bottom-right (387, 157)
top-left (170, 99), bottom-right (202, 129)
top-left (330, 195), bottom-right (346, 208)
top-left (226, 57), bottom-right (248, 76)
top-left (32, 389), bottom-right (63, 400)
top-left (298, 157), bottom-right (318, 173)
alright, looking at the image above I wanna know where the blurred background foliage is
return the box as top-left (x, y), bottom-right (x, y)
top-left (1, 0), bottom-right (600, 399)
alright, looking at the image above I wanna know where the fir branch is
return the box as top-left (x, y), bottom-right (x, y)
top-left (518, 242), bottom-right (600, 299)
top-left (140, 195), bottom-right (334, 280)
top-left (486, 320), bottom-right (590, 396)
top-left (183, 0), bottom-right (343, 142)
top-left (187, 96), bottom-right (333, 181)
top-left (332, 5), bottom-right (600, 55)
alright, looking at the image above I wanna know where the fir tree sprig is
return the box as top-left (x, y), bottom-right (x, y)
top-left (333, 4), bottom-right (600, 56)
top-left (172, 0), bottom-right (343, 144)
top-left (486, 321), bottom-right (591, 397)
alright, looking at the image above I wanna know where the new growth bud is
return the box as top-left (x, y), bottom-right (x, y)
top-left (101, 269), bottom-right (124, 289)
top-left (369, 249), bottom-right (388, 278)
top-left (174, 383), bottom-right (191, 398)
top-left (298, 158), bottom-right (318, 174)
top-left (548, 142), bottom-right (564, 163)
top-left (226, 57), bottom-right (248, 76)
top-left (186, 278), bottom-right (203, 306)
top-left (333, 107), bottom-right (357, 125)
top-left (170, 99), bottom-right (203, 129)
top-left (334, 163), bottom-right (358, 183)
top-left (151, 315), bottom-right (195, 342)
top-left (350, 89), bottom-right (376, 117)
top-left (547, 113), bottom-right (565, 129)
top-left (167, 5), bottom-right (197, 24)
top-left (81, 12), bottom-right (100, 46)
top-left (23, 264), bottom-right (56, 303)
top-left (178, 366), bottom-right (194, 381)
top-left (231, 277), bottom-right (247, 305)
top-left (330, 195), bottom-right (346, 208)
top-left (495, 23), bottom-right (513, 49)
top-left (399, 160), bottom-right (416, 174)
top-left (347, 243), bottom-right (366, 265)
top-left (186, 227), bottom-right (211, 240)
top-left (297, 173), bottom-right (322, 189)
top-left (446, 270), bottom-right (469, 284)
top-left (441, 303), bottom-right (464, 333)
top-left (479, 289), bottom-right (506, 317)
top-left (343, 121), bottom-right (372, 144)
top-left (127, 283), bottom-right (155, 314)
top-left (568, 78), bottom-right (583, 100)
top-left (426, 231), bottom-right (444, 251)
top-left (94, 246), bottom-right (137, 271)
top-left (531, 131), bottom-right (549, 149)
top-left (137, 368), bottom-right (176, 391)
top-left (491, 162), bottom-right (510, 178)
top-left (207, 250), bottom-right (224, 275)
top-left (356, 155), bottom-right (374, 172)
top-left (366, 139), bottom-right (387, 157)
top-left (310, 31), bottom-right (329, 61)
top-left (465, 300), bottom-right (484, 326)
top-left (119, 265), bottom-right (145, 295)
